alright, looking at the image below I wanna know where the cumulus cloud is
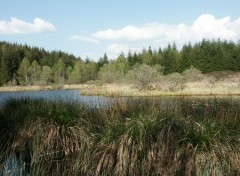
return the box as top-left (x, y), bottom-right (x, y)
top-left (93, 24), bottom-right (171, 41)
top-left (93, 14), bottom-right (240, 44)
top-left (106, 43), bottom-right (129, 53)
top-left (105, 43), bottom-right (131, 59)
top-left (0, 17), bottom-right (56, 35)
top-left (192, 14), bottom-right (238, 40)
top-left (69, 35), bottom-right (100, 44)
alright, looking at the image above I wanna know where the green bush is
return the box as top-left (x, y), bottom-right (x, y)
top-left (127, 64), bottom-right (161, 90)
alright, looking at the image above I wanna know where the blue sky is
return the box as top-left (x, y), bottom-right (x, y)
top-left (1, 0), bottom-right (240, 60)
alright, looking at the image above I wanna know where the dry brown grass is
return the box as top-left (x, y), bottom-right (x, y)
top-left (80, 71), bottom-right (240, 97)
top-left (0, 84), bottom-right (90, 92)
top-left (0, 85), bottom-right (45, 92)
top-left (10, 118), bottom-right (93, 175)
top-left (80, 81), bottom-right (240, 97)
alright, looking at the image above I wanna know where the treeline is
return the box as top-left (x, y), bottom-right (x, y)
top-left (126, 39), bottom-right (240, 74)
top-left (0, 39), bottom-right (240, 86)
top-left (0, 41), bottom-right (98, 86)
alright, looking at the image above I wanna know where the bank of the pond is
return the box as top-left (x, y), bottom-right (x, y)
top-left (1, 81), bottom-right (240, 97)
top-left (0, 98), bottom-right (240, 175)
top-left (80, 82), bottom-right (240, 97)
top-left (0, 84), bottom-right (89, 92)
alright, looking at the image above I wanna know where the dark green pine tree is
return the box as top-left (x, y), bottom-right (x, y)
top-left (97, 53), bottom-right (109, 69)
top-left (127, 50), bottom-right (135, 67)
top-left (148, 46), bottom-right (153, 56)
top-left (189, 41), bottom-right (206, 72)
top-left (0, 56), bottom-right (8, 85)
top-left (161, 43), bottom-right (179, 74)
top-left (210, 41), bottom-right (225, 71)
top-left (228, 44), bottom-right (240, 71)
top-left (0, 44), bottom-right (12, 84)
top-left (179, 43), bottom-right (192, 72)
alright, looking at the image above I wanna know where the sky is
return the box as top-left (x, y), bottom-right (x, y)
top-left (1, 0), bottom-right (240, 61)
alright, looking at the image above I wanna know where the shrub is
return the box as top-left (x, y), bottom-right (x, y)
top-left (126, 64), bottom-right (161, 90)
top-left (182, 65), bottom-right (204, 82)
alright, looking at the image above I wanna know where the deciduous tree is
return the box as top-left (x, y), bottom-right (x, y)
top-left (18, 57), bottom-right (31, 85)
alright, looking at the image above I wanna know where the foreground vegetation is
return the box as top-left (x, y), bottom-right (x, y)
top-left (0, 97), bottom-right (240, 175)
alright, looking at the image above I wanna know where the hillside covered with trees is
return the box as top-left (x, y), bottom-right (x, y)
top-left (0, 39), bottom-right (240, 87)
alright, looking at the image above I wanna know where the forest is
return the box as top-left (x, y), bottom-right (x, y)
top-left (0, 39), bottom-right (240, 87)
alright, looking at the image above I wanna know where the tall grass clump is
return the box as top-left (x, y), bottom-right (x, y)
top-left (0, 97), bottom-right (240, 175)
top-left (0, 98), bottom-right (96, 175)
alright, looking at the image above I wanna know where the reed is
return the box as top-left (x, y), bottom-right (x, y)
top-left (0, 97), bottom-right (240, 175)
top-left (80, 81), bottom-right (240, 97)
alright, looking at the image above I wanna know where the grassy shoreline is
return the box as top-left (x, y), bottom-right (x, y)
top-left (80, 82), bottom-right (240, 97)
top-left (0, 81), bottom-right (240, 97)
top-left (0, 84), bottom-right (88, 92)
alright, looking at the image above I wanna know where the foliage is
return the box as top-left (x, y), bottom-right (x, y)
top-left (182, 65), bottom-right (203, 82)
top-left (0, 39), bottom-right (240, 86)
top-left (17, 57), bottom-right (31, 85)
top-left (40, 66), bottom-right (53, 85)
top-left (98, 61), bottom-right (122, 83)
top-left (164, 72), bottom-right (184, 92)
top-left (115, 53), bottom-right (130, 77)
top-left (52, 58), bottom-right (65, 84)
top-left (30, 60), bottom-right (41, 84)
top-left (127, 63), bottom-right (161, 90)
top-left (160, 43), bottom-right (180, 74)
top-left (97, 53), bottom-right (109, 69)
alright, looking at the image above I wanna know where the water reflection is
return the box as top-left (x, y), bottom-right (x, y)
top-left (0, 89), bottom-right (112, 107)
top-left (0, 89), bottom-right (239, 108)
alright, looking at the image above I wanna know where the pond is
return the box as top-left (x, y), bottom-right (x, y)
top-left (0, 89), bottom-right (240, 108)
top-left (0, 89), bottom-right (112, 107)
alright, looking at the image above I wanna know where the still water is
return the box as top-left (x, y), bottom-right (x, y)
top-left (0, 89), bottom-right (112, 107)
top-left (0, 89), bottom-right (240, 107)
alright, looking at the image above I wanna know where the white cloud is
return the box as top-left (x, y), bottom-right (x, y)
top-left (107, 43), bottom-right (129, 53)
top-left (106, 43), bottom-right (130, 59)
top-left (69, 35), bottom-right (100, 44)
top-left (93, 14), bottom-right (240, 45)
top-left (192, 14), bottom-right (237, 40)
top-left (93, 24), bottom-right (166, 41)
top-left (0, 17), bottom-right (56, 35)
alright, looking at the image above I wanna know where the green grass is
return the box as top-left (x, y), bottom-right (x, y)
top-left (0, 97), bottom-right (240, 175)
